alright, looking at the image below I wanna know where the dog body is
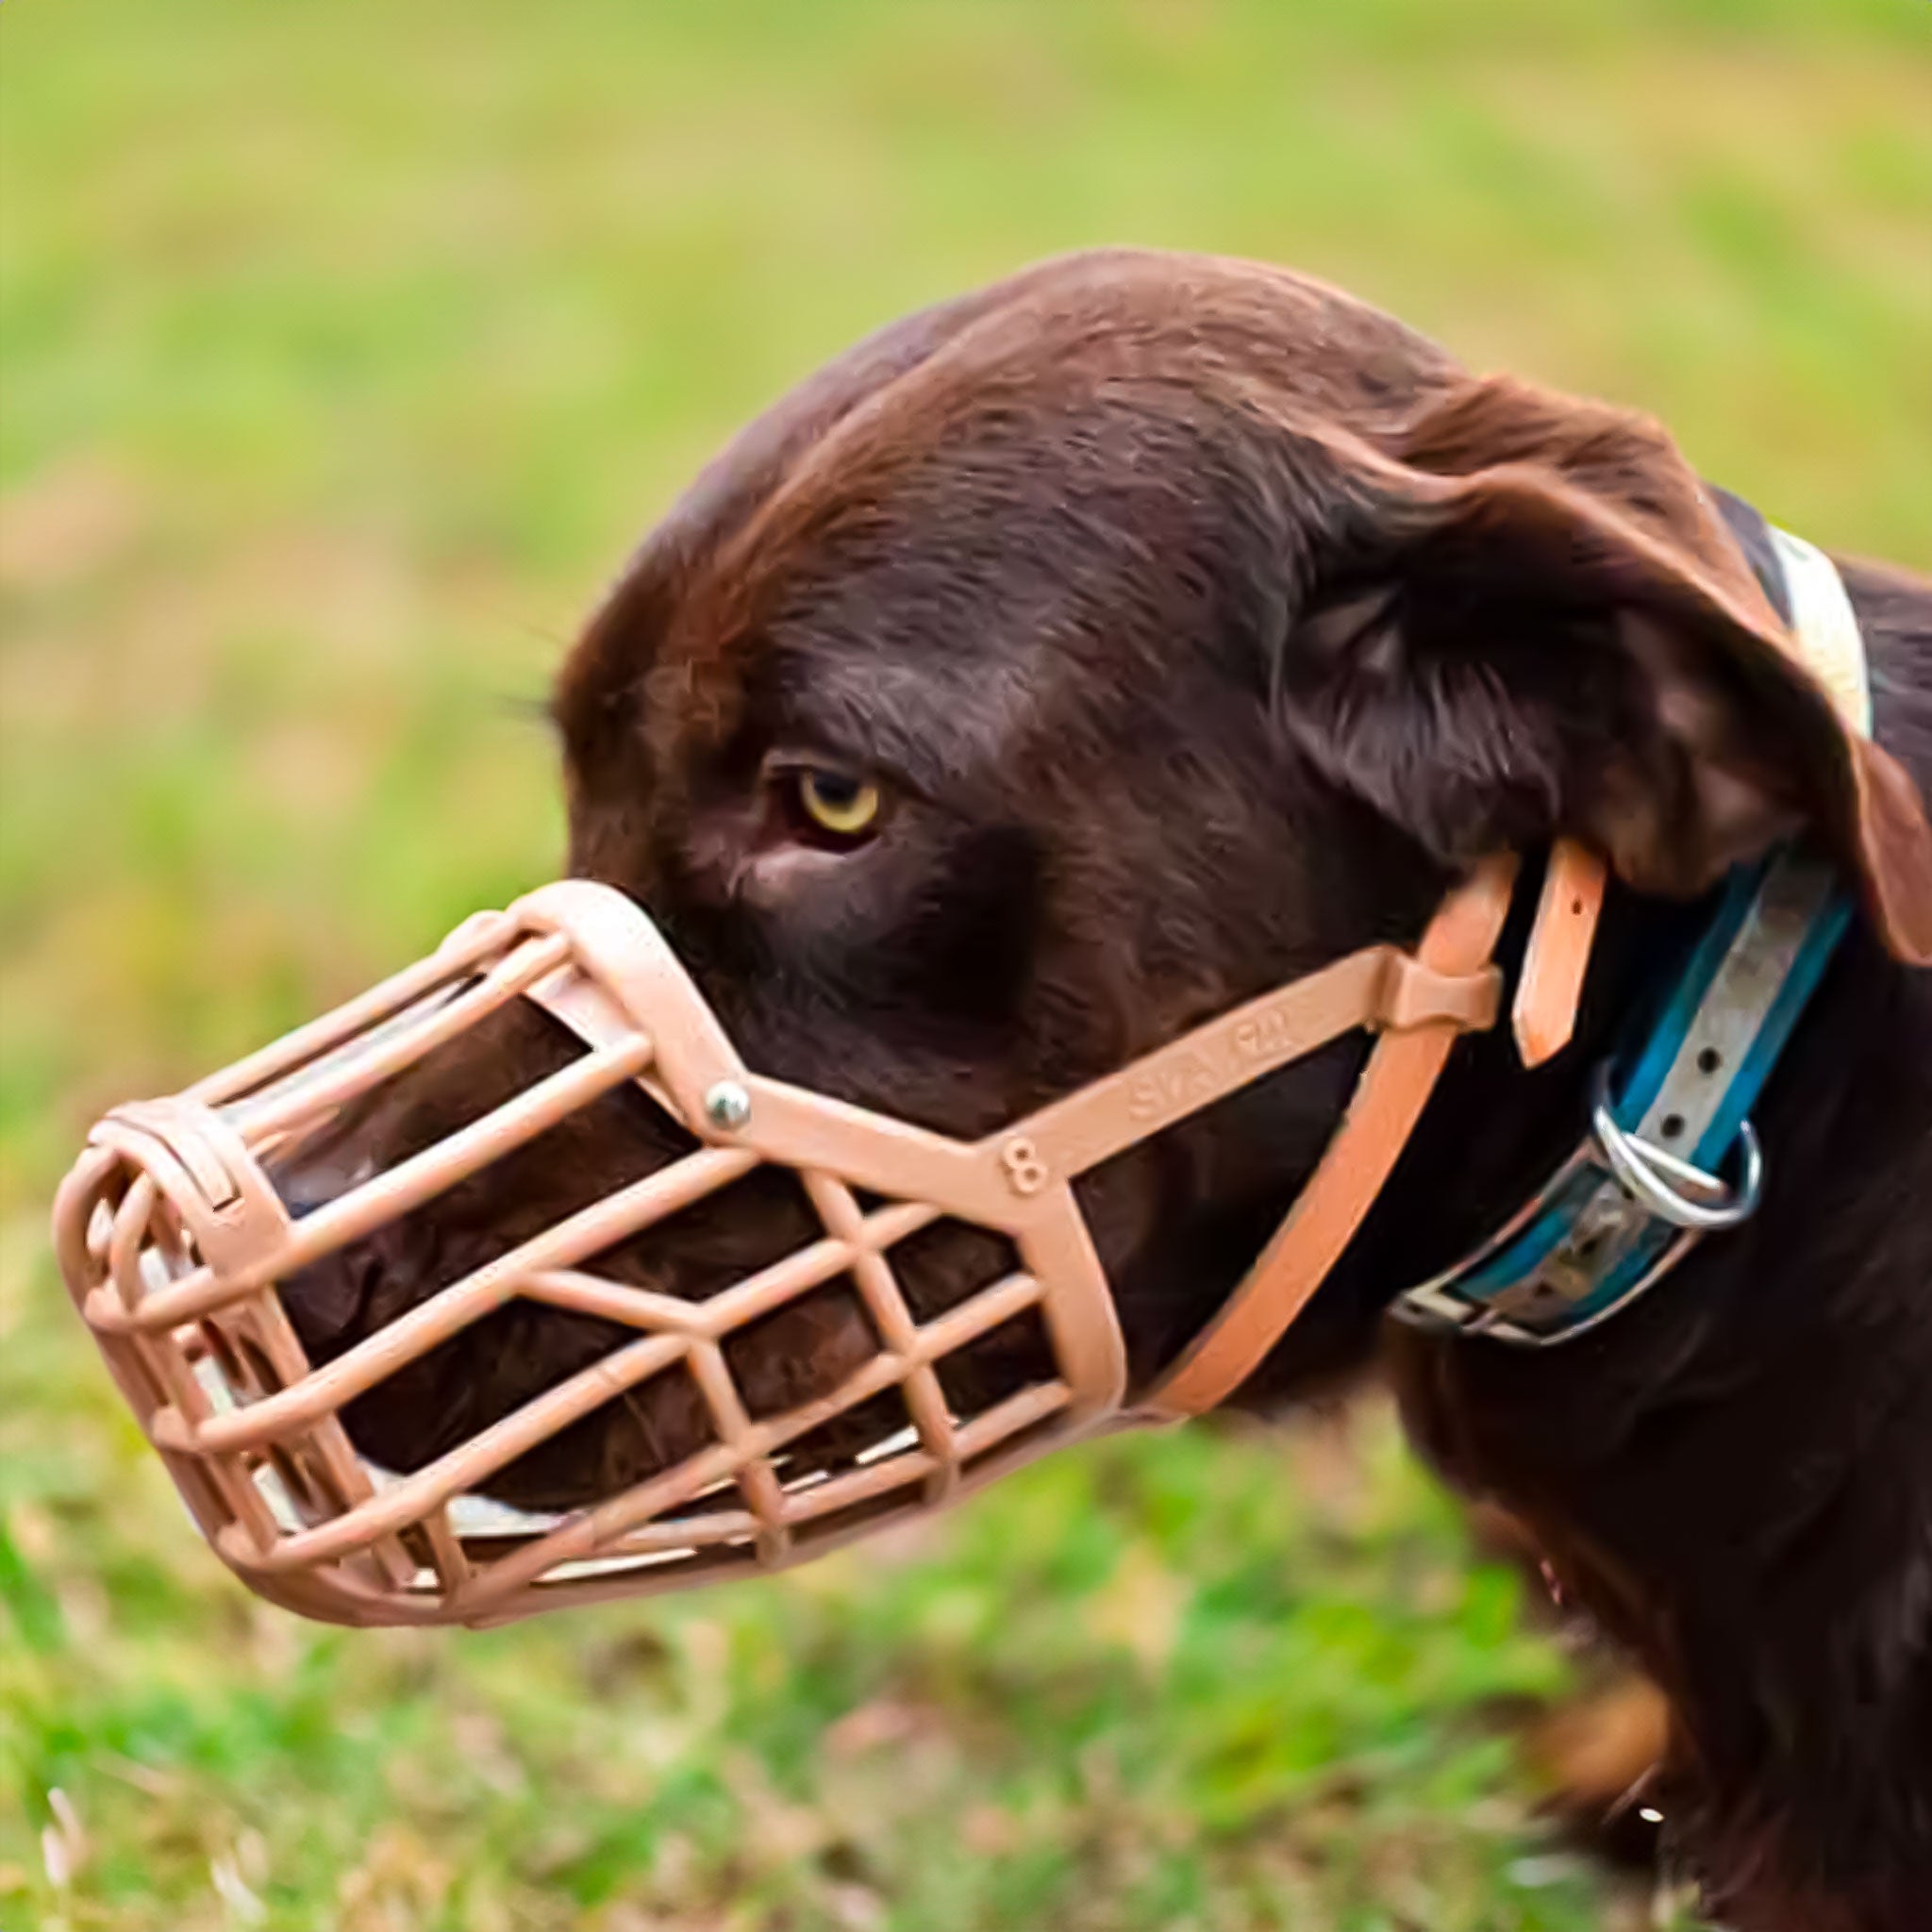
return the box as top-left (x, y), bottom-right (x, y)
top-left (282, 252), bottom-right (1932, 1929)
top-left (1380, 565), bottom-right (1932, 1931)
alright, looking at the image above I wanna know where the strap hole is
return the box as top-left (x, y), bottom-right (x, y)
top-left (1696, 1047), bottom-right (1723, 1075)
top-left (1659, 1112), bottom-right (1686, 1141)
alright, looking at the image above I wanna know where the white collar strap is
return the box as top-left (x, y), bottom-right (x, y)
top-left (1768, 524), bottom-right (1873, 736)
top-left (1392, 527), bottom-right (1868, 1347)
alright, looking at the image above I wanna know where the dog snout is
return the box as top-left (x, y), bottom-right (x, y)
top-left (251, 1001), bottom-right (901, 1508)
top-left (251, 991), bottom-right (1058, 1515)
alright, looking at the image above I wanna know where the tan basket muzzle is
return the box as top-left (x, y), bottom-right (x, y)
top-left (51, 866), bottom-right (1518, 1628)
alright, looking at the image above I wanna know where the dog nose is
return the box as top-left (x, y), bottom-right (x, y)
top-left (263, 1140), bottom-right (388, 1357)
top-left (270, 1137), bottom-right (375, 1220)
top-left (277, 1240), bottom-right (381, 1363)
top-left (278, 1175), bottom-right (334, 1224)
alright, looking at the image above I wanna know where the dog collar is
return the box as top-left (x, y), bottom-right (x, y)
top-left (1392, 524), bottom-right (1869, 1346)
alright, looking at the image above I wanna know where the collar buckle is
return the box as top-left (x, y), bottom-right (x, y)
top-left (1588, 1065), bottom-right (1764, 1234)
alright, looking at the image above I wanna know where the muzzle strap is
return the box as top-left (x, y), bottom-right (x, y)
top-left (1136, 856), bottom-right (1521, 1419)
top-left (1007, 936), bottom-right (1505, 1185)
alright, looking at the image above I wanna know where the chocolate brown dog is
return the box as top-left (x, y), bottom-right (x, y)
top-left (280, 251), bottom-right (1932, 1931)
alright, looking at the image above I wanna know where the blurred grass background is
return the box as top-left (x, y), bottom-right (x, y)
top-left (1, 2), bottom-right (1926, 1927)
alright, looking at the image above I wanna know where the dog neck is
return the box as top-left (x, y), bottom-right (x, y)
top-left (1223, 497), bottom-right (1864, 1395)
top-left (1357, 562), bottom-right (1932, 1922)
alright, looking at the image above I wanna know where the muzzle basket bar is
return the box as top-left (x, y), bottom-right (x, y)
top-left (52, 870), bottom-right (1510, 1629)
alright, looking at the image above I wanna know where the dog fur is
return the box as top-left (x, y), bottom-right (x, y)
top-left (280, 251), bottom-right (1932, 1929)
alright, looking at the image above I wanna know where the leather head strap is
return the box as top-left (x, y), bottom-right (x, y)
top-left (1512, 840), bottom-right (1607, 1069)
top-left (1135, 856), bottom-right (1520, 1419)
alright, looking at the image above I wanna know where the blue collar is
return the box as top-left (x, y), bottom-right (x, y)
top-left (1393, 846), bottom-right (1849, 1344)
top-left (1392, 521), bottom-right (1868, 1347)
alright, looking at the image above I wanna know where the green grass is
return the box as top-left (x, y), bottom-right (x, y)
top-left (1, 2), bottom-right (1925, 1925)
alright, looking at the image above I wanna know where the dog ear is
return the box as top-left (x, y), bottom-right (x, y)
top-left (1278, 374), bottom-right (1932, 964)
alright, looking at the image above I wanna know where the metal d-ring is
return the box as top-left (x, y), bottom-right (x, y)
top-left (1589, 1064), bottom-right (1765, 1234)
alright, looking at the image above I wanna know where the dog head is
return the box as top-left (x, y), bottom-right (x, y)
top-left (275, 248), bottom-right (1932, 1511)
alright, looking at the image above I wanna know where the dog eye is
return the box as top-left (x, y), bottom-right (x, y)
top-left (782, 766), bottom-right (884, 844)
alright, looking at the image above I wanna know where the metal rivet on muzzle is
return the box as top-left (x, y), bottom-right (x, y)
top-left (703, 1079), bottom-right (752, 1133)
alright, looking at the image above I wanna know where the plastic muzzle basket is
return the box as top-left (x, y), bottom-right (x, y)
top-left (51, 881), bottom-right (1131, 1628)
top-left (53, 862), bottom-right (1511, 1628)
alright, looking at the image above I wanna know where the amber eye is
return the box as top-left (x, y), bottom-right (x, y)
top-left (785, 766), bottom-right (883, 842)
